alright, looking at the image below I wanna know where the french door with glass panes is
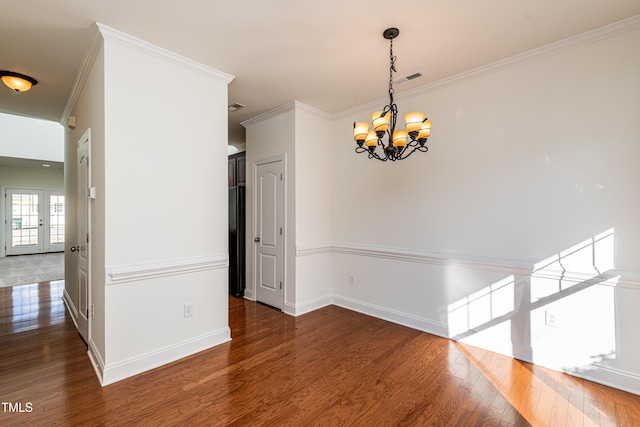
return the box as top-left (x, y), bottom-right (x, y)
top-left (4, 188), bottom-right (65, 255)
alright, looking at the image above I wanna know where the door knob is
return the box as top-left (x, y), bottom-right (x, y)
top-left (254, 237), bottom-right (260, 242)
top-left (70, 246), bottom-right (78, 252)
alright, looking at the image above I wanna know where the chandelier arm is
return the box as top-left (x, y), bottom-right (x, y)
top-left (355, 145), bottom-right (389, 161)
top-left (396, 148), bottom-right (415, 161)
top-left (398, 145), bottom-right (429, 161)
top-left (368, 150), bottom-right (388, 161)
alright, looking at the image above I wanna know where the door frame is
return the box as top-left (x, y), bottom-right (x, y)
top-left (76, 128), bottom-right (92, 343)
top-left (0, 185), bottom-right (5, 258)
top-left (2, 186), bottom-right (65, 256)
top-left (44, 190), bottom-right (65, 253)
top-left (251, 154), bottom-right (287, 310)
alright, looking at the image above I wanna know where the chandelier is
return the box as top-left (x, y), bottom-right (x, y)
top-left (352, 28), bottom-right (432, 162)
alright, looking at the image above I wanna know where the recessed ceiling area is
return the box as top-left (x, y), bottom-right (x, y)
top-left (1, 1), bottom-right (639, 146)
top-left (0, 156), bottom-right (63, 170)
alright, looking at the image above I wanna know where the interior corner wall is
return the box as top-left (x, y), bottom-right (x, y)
top-left (244, 103), bottom-right (334, 316)
top-left (244, 107), bottom-right (296, 311)
top-left (293, 106), bottom-right (333, 314)
top-left (95, 37), bottom-right (230, 385)
top-left (330, 28), bottom-right (640, 395)
top-left (66, 43), bottom-right (107, 367)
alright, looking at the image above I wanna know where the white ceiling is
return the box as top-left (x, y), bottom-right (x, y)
top-left (1, 1), bottom-right (639, 146)
top-left (0, 156), bottom-right (63, 170)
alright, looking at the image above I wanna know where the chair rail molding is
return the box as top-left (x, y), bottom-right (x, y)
top-left (105, 254), bottom-right (228, 286)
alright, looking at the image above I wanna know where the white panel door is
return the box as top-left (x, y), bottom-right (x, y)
top-left (75, 131), bottom-right (91, 342)
top-left (5, 189), bottom-right (44, 255)
top-left (255, 160), bottom-right (284, 309)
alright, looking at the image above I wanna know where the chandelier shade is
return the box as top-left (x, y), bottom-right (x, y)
top-left (352, 28), bottom-right (433, 162)
top-left (0, 71), bottom-right (38, 92)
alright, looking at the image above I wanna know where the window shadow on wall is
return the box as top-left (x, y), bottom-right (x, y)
top-left (447, 228), bottom-right (617, 377)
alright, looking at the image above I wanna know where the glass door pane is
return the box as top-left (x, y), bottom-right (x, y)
top-left (7, 190), bottom-right (44, 255)
top-left (48, 194), bottom-right (65, 249)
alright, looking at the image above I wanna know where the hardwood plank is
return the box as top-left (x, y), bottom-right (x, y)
top-left (482, 392), bottom-right (510, 426)
top-left (517, 364), bottom-right (544, 425)
top-left (532, 371), bottom-right (556, 426)
top-left (584, 397), bottom-right (601, 427)
top-left (2, 281), bottom-right (640, 426)
top-left (591, 382), bottom-right (618, 427)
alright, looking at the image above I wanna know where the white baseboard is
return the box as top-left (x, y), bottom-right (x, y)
top-left (509, 343), bottom-right (640, 396)
top-left (88, 338), bottom-right (106, 385)
top-left (332, 295), bottom-right (448, 338)
top-left (98, 327), bottom-right (231, 386)
top-left (62, 288), bottom-right (79, 329)
top-left (284, 295), bottom-right (332, 316)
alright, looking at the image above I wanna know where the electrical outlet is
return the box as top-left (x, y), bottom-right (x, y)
top-left (545, 310), bottom-right (559, 327)
top-left (91, 304), bottom-right (95, 319)
top-left (349, 274), bottom-right (356, 286)
top-left (184, 303), bottom-right (194, 318)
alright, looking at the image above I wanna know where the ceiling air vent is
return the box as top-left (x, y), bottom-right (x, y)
top-left (393, 72), bottom-right (423, 85)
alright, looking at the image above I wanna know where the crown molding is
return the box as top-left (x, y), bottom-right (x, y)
top-left (96, 23), bottom-right (234, 84)
top-left (59, 24), bottom-right (103, 126)
top-left (241, 100), bottom-right (296, 128)
top-left (334, 14), bottom-right (640, 120)
top-left (241, 100), bottom-right (333, 128)
top-left (60, 22), bottom-right (235, 125)
top-left (294, 101), bottom-right (333, 120)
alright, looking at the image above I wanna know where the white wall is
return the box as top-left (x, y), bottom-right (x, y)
top-left (65, 25), bottom-right (233, 385)
top-left (244, 105), bottom-right (296, 309)
top-left (0, 165), bottom-right (63, 188)
top-left (244, 102), bottom-right (335, 315)
top-left (0, 113), bottom-right (63, 161)
top-left (330, 27), bottom-right (640, 394)
top-left (66, 42), bottom-right (107, 369)
top-left (100, 32), bottom-right (232, 385)
top-left (293, 105), bottom-right (333, 313)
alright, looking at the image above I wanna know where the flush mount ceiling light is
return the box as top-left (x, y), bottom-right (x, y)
top-left (0, 71), bottom-right (38, 92)
top-left (352, 28), bottom-right (433, 162)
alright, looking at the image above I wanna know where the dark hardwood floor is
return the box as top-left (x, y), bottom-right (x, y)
top-left (1, 281), bottom-right (639, 426)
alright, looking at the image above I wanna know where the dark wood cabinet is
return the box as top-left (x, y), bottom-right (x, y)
top-left (236, 154), bottom-right (246, 186)
top-left (228, 157), bottom-right (237, 187)
top-left (228, 151), bottom-right (246, 298)
top-left (228, 152), bottom-right (246, 187)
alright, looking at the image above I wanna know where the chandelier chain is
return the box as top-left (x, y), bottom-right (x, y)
top-left (388, 37), bottom-right (396, 103)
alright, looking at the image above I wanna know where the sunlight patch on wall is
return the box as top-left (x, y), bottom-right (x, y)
top-left (447, 275), bottom-right (515, 339)
top-left (531, 228), bottom-right (615, 301)
top-left (527, 229), bottom-right (619, 368)
top-left (446, 228), bottom-right (618, 370)
top-left (530, 275), bottom-right (618, 371)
